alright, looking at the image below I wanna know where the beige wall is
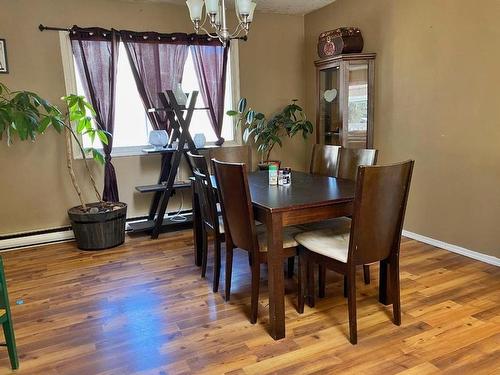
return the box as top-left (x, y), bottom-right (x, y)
top-left (305, 0), bottom-right (500, 257)
top-left (0, 0), bottom-right (306, 235)
top-left (238, 12), bottom-right (308, 170)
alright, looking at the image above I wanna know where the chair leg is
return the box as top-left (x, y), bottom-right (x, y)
top-left (201, 229), bottom-right (208, 278)
top-left (297, 250), bottom-right (307, 314)
top-left (213, 237), bottom-right (222, 293)
top-left (306, 260), bottom-right (315, 308)
top-left (3, 319), bottom-right (18, 370)
top-left (363, 265), bottom-right (371, 284)
top-left (318, 265), bottom-right (326, 298)
top-left (379, 259), bottom-right (390, 305)
top-left (390, 259), bottom-right (401, 326)
top-left (225, 246), bottom-right (233, 302)
top-left (343, 275), bottom-right (348, 298)
top-left (347, 267), bottom-right (357, 345)
top-left (287, 256), bottom-right (295, 279)
top-left (250, 257), bottom-right (260, 324)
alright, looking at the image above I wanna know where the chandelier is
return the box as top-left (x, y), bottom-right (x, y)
top-left (186, 0), bottom-right (257, 45)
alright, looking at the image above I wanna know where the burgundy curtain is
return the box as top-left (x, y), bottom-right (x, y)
top-left (191, 41), bottom-right (229, 146)
top-left (120, 31), bottom-right (189, 132)
top-left (70, 26), bottom-right (120, 202)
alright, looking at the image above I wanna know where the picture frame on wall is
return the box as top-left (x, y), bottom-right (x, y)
top-left (0, 39), bottom-right (8, 74)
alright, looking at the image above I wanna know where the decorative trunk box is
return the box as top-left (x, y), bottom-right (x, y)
top-left (317, 27), bottom-right (364, 58)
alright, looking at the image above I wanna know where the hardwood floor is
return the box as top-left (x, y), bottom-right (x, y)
top-left (0, 230), bottom-right (498, 374)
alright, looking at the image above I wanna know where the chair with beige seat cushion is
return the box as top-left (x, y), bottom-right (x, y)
top-left (209, 145), bottom-right (252, 172)
top-left (212, 159), bottom-right (302, 324)
top-left (337, 147), bottom-right (378, 181)
top-left (306, 146), bottom-right (378, 292)
top-left (294, 228), bottom-right (350, 262)
top-left (296, 160), bottom-right (414, 344)
top-left (309, 144), bottom-right (341, 176)
top-left (337, 147), bottom-right (378, 285)
top-left (189, 151), bottom-right (265, 294)
top-left (257, 226), bottom-right (303, 252)
top-left (188, 152), bottom-right (224, 293)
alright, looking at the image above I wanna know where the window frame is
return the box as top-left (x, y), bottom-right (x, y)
top-left (59, 32), bottom-right (242, 159)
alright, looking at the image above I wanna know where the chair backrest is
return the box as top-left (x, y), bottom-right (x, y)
top-left (337, 148), bottom-right (378, 181)
top-left (188, 151), bottom-right (209, 175)
top-left (310, 144), bottom-right (341, 177)
top-left (348, 160), bottom-right (414, 265)
top-left (212, 159), bottom-right (259, 255)
top-left (209, 145), bottom-right (252, 172)
top-left (187, 152), bottom-right (219, 233)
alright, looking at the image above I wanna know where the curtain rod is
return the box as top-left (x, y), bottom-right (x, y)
top-left (38, 24), bottom-right (248, 41)
top-left (39, 24), bottom-right (73, 32)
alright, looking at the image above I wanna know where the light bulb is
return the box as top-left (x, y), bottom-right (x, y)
top-left (206, 0), bottom-right (219, 14)
top-left (247, 2), bottom-right (257, 22)
top-left (186, 0), bottom-right (204, 21)
top-left (238, 0), bottom-right (252, 15)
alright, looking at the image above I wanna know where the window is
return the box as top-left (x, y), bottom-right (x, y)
top-left (62, 33), bottom-right (239, 157)
top-left (181, 48), bottom-right (234, 143)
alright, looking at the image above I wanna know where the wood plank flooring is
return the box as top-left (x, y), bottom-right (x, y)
top-left (0, 230), bottom-right (498, 374)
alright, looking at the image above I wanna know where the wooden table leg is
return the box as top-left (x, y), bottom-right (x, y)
top-left (191, 181), bottom-right (203, 267)
top-left (267, 212), bottom-right (285, 340)
top-left (379, 259), bottom-right (392, 305)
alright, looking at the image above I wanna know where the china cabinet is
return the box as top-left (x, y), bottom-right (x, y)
top-left (315, 53), bottom-right (375, 148)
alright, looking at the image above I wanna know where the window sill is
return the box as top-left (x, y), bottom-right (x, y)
top-left (73, 141), bottom-right (242, 160)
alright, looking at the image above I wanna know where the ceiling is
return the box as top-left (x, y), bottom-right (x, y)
top-left (128, 0), bottom-right (337, 15)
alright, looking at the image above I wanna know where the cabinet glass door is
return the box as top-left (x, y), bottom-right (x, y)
top-left (319, 66), bottom-right (341, 145)
top-left (346, 63), bottom-right (369, 148)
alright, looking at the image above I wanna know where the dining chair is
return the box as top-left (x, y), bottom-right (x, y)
top-left (212, 159), bottom-right (302, 324)
top-left (0, 257), bottom-right (19, 370)
top-left (308, 146), bottom-right (378, 294)
top-left (305, 144), bottom-right (342, 281)
top-left (332, 147), bottom-right (378, 288)
top-left (187, 152), bottom-right (224, 293)
top-left (337, 147), bottom-right (378, 181)
top-left (209, 145), bottom-right (252, 172)
top-left (296, 160), bottom-right (414, 344)
top-left (309, 144), bottom-right (341, 176)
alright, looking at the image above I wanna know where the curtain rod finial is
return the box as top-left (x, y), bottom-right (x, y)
top-left (39, 24), bottom-right (45, 32)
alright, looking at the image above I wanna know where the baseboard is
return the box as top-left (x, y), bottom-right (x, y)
top-left (402, 230), bottom-right (499, 267)
top-left (0, 230), bottom-right (75, 252)
top-left (0, 211), bottom-right (192, 252)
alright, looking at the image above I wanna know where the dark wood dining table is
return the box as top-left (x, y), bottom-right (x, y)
top-left (191, 170), bottom-right (392, 340)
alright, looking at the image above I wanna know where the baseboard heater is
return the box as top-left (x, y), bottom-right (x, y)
top-left (0, 211), bottom-right (193, 251)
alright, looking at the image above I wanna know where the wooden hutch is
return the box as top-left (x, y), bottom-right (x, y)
top-left (315, 53), bottom-right (376, 148)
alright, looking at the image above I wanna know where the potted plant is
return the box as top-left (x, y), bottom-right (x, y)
top-left (227, 98), bottom-right (314, 170)
top-left (0, 83), bottom-right (127, 250)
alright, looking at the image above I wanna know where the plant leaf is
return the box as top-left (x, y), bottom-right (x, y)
top-left (92, 149), bottom-right (105, 165)
top-left (51, 117), bottom-right (65, 133)
top-left (83, 101), bottom-right (96, 116)
top-left (38, 116), bottom-right (52, 133)
top-left (76, 118), bottom-right (87, 133)
top-left (238, 98), bottom-right (247, 113)
top-left (242, 127), bottom-right (250, 143)
top-left (88, 130), bottom-right (96, 144)
top-left (246, 110), bottom-right (255, 124)
top-left (97, 130), bottom-right (109, 145)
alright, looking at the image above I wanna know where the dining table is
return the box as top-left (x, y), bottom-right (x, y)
top-left (191, 170), bottom-right (392, 340)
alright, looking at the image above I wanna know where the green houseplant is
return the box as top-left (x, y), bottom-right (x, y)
top-left (0, 83), bottom-right (127, 250)
top-left (228, 98), bottom-right (314, 169)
